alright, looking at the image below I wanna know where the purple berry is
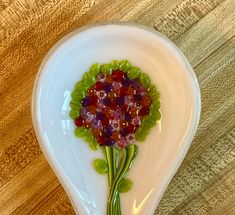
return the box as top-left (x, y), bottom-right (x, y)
top-left (103, 97), bottom-right (111, 106)
top-left (120, 128), bottom-right (129, 137)
top-left (103, 84), bottom-right (113, 93)
top-left (106, 139), bottom-right (115, 146)
top-left (82, 96), bottom-right (90, 107)
top-left (115, 96), bottom-right (125, 106)
top-left (124, 113), bottom-right (132, 122)
top-left (96, 112), bottom-right (105, 120)
top-left (134, 93), bottom-right (142, 101)
top-left (121, 77), bottom-right (131, 87)
top-left (104, 125), bottom-right (113, 136)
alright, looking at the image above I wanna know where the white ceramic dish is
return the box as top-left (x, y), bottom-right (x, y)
top-left (32, 23), bottom-right (201, 215)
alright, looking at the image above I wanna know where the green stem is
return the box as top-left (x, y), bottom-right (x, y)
top-left (103, 146), bottom-right (121, 214)
top-left (113, 147), bottom-right (118, 175)
top-left (113, 148), bottom-right (122, 215)
top-left (115, 194), bottom-right (121, 215)
top-left (112, 147), bottom-right (119, 214)
top-left (108, 148), bottom-right (126, 215)
top-left (107, 145), bottom-right (137, 215)
top-left (103, 147), bottom-right (113, 186)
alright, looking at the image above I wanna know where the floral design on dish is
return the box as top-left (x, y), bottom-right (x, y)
top-left (70, 60), bottom-right (161, 215)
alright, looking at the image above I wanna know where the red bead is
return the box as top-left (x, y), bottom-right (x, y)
top-left (106, 75), bottom-right (114, 83)
top-left (121, 105), bottom-right (128, 112)
top-left (110, 101), bottom-right (116, 110)
top-left (120, 120), bottom-right (128, 129)
top-left (94, 82), bottom-right (104, 91)
top-left (102, 117), bottom-right (110, 126)
top-left (97, 136), bottom-right (107, 146)
top-left (89, 95), bottom-right (98, 105)
top-left (129, 107), bottom-right (137, 117)
top-left (127, 124), bottom-right (137, 133)
top-left (119, 87), bottom-right (128, 96)
top-left (124, 87), bottom-right (135, 95)
top-left (88, 87), bottom-right (95, 95)
top-left (103, 107), bottom-right (112, 118)
top-left (139, 107), bottom-right (150, 116)
top-left (141, 95), bottom-right (151, 107)
top-left (92, 129), bottom-right (102, 138)
top-left (75, 116), bottom-right (84, 127)
top-left (112, 70), bottom-right (125, 81)
top-left (87, 105), bottom-right (96, 114)
top-left (111, 131), bottom-right (121, 141)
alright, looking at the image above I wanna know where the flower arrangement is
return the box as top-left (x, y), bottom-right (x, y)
top-left (70, 60), bottom-right (161, 215)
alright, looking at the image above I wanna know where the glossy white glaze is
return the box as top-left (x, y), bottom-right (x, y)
top-left (32, 24), bottom-right (201, 215)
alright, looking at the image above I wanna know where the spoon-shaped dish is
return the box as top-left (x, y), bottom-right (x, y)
top-left (32, 23), bottom-right (201, 215)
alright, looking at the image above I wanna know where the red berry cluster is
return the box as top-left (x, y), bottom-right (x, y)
top-left (75, 70), bottom-right (151, 148)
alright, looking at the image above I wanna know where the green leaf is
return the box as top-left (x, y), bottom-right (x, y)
top-left (139, 128), bottom-right (150, 138)
top-left (119, 60), bottom-right (128, 70)
top-left (74, 128), bottom-right (98, 150)
top-left (139, 73), bottom-right (150, 87)
top-left (144, 117), bottom-right (157, 127)
top-left (118, 178), bottom-right (133, 193)
top-left (151, 100), bottom-right (161, 110)
top-left (135, 119), bottom-right (152, 142)
top-left (135, 130), bottom-right (145, 141)
top-left (71, 90), bottom-right (84, 100)
top-left (111, 60), bottom-right (119, 70)
top-left (90, 63), bottom-right (101, 75)
top-left (123, 61), bottom-right (132, 72)
top-left (150, 109), bottom-right (161, 120)
top-left (83, 129), bottom-right (98, 150)
top-left (83, 72), bottom-right (94, 85)
top-left (88, 72), bottom-right (97, 83)
top-left (93, 159), bottom-right (108, 174)
top-left (70, 98), bottom-right (81, 106)
top-left (70, 101), bottom-right (81, 110)
top-left (74, 127), bottom-right (86, 137)
top-left (155, 110), bottom-right (161, 120)
top-left (152, 93), bottom-right (160, 101)
top-left (127, 66), bottom-right (140, 79)
top-left (102, 64), bottom-right (112, 74)
top-left (149, 85), bottom-right (160, 98)
top-left (148, 84), bottom-right (157, 94)
top-left (75, 81), bottom-right (87, 90)
top-left (88, 138), bottom-right (99, 151)
top-left (69, 109), bottom-right (80, 119)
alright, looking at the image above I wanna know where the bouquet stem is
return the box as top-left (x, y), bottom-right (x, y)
top-left (103, 145), bottom-right (137, 215)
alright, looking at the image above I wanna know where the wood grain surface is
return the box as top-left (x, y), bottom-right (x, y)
top-left (0, 0), bottom-right (235, 214)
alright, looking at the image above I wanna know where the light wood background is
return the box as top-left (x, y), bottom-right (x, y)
top-left (0, 0), bottom-right (235, 214)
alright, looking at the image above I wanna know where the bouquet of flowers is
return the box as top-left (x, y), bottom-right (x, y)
top-left (70, 60), bottom-right (161, 215)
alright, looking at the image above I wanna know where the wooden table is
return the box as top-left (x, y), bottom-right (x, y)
top-left (0, 0), bottom-right (235, 214)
